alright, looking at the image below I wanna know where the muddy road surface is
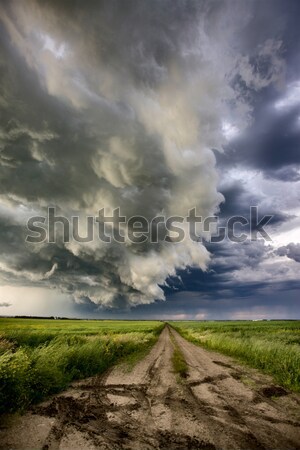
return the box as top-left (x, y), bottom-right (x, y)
top-left (1, 326), bottom-right (300, 450)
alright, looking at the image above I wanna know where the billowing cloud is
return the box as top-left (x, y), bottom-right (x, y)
top-left (0, 0), bottom-right (287, 309)
top-left (276, 243), bottom-right (300, 263)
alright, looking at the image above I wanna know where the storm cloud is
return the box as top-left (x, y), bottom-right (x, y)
top-left (0, 0), bottom-right (299, 317)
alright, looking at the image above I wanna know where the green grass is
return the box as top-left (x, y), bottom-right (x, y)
top-left (170, 321), bottom-right (300, 392)
top-left (170, 333), bottom-right (188, 379)
top-left (0, 319), bottom-right (162, 347)
top-left (0, 319), bottom-right (163, 414)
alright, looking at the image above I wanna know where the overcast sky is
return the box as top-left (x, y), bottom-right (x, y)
top-left (0, 0), bottom-right (299, 319)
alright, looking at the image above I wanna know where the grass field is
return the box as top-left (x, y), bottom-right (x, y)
top-left (0, 319), bottom-right (163, 413)
top-left (171, 320), bottom-right (300, 392)
top-left (1, 319), bottom-right (300, 415)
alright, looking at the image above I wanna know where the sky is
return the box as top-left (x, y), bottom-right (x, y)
top-left (0, 0), bottom-right (299, 320)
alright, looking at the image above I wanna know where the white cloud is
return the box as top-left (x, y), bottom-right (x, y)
top-left (275, 81), bottom-right (300, 110)
top-left (222, 121), bottom-right (240, 140)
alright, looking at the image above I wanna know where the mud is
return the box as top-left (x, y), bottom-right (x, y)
top-left (0, 326), bottom-right (299, 450)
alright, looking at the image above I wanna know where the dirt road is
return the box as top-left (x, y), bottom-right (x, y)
top-left (1, 326), bottom-right (300, 450)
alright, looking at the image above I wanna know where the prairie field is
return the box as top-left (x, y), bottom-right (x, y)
top-left (0, 318), bottom-right (163, 413)
top-left (171, 320), bottom-right (300, 392)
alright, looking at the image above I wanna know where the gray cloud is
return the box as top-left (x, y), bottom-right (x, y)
top-left (276, 243), bottom-right (300, 263)
top-left (218, 104), bottom-right (300, 180)
top-left (0, 0), bottom-right (291, 310)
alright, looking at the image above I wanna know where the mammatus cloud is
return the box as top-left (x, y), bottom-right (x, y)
top-left (0, 1), bottom-right (284, 308)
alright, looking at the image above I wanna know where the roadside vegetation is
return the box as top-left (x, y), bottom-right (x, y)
top-left (171, 320), bottom-right (300, 392)
top-left (170, 332), bottom-right (188, 379)
top-left (0, 319), bottom-right (164, 414)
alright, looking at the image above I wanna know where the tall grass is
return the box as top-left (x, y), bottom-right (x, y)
top-left (0, 320), bottom-right (163, 413)
top-left (170, 333), bottom-right (188, 379)
top-left (171, 321), bottom-right (300, 392)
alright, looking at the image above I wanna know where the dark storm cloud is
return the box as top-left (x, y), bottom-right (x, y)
top-left (218, 181), bottom-right (292, 229)
top-left (155, 231), bottom-right (300, 319)
top-left (214, 0), bottom-right (300, 183)
top-left (204, 0), bottom-right (300, 320)
top-left (73, 282), bottom-right (300, 320)
top-left (0, 0), bottom-right (298, 315)
top-left (164, 239), bottom-right (269, 296)
top-left (218, 103), bottom-right (300, 180)
top-left (0, 24), bottom-right (99, 206)
top-left (0, 0), bottom-right (228, 306)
